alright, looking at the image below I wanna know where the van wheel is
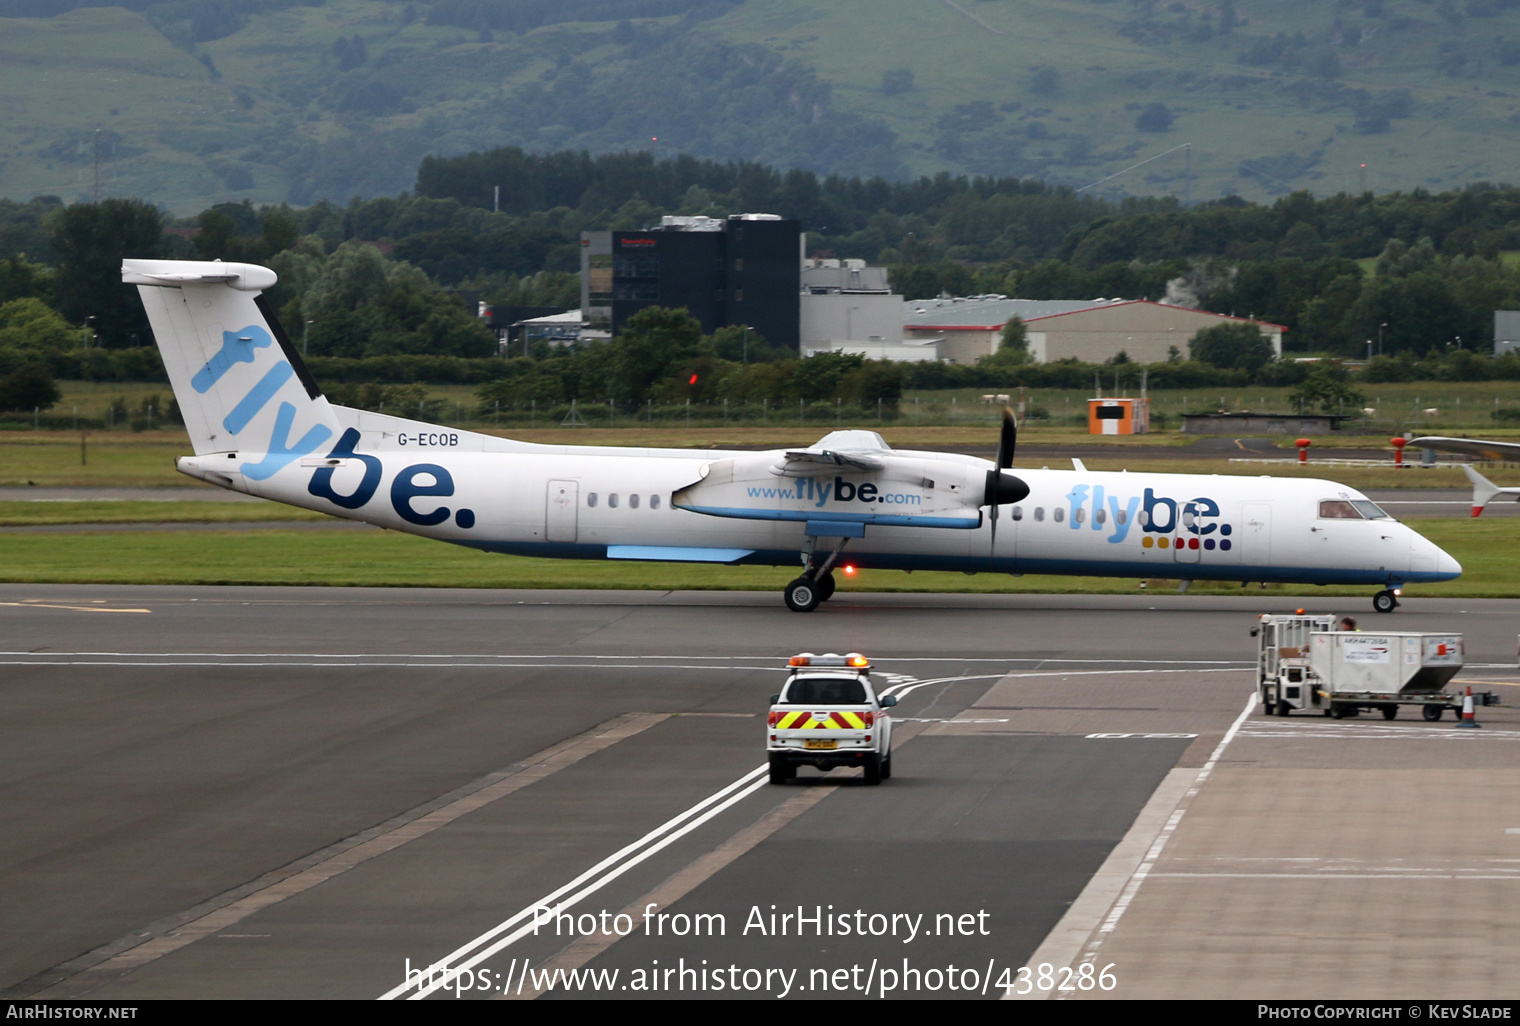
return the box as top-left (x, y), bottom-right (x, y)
top-left (1330, 703), bottom-right (1346, 719)
top-left (1274, 699), bottom-right (1291, 717)
top-left (1423, 705), bottom-right (1443, 722)
top-left (880, 751), bottom-right (892, 779)
top-left (1381, 705), bottom-right (1398, 720)
top-left (862, 753), bottom-right (882, 785)
top-left (768, 755), bottom-right (793, 784)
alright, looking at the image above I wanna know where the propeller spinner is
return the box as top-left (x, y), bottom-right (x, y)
top-left (985, 407), bottom-right (1030, 564)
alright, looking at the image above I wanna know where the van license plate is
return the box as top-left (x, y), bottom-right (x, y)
top-left (804, 739), bottom-right (838, 750)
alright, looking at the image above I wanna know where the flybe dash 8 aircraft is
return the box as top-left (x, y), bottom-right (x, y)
top-left (123, 258), bottom-right (1460, 614)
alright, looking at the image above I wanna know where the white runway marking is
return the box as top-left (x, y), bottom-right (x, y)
top-left (381, 765), bottom-right (773, 1000)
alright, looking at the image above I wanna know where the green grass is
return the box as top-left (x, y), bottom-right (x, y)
top-left (0, 501), bottom-right (325, 526)
top-left (7, 422), bottom-right (1520, 492)
top-left (0, 517), bottom-right (1511, 596)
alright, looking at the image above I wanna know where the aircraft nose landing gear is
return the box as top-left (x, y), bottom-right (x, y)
top-left (1372, 588), bottom-right (1401, 614)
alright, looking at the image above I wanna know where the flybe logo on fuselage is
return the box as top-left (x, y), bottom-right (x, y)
top-left (1061, 483), bottom-right (1234, 549)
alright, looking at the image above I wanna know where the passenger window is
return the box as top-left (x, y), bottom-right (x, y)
top-left (1116, 509), bottom-right (1128, 525)
top-left (1138, 510), bottom-right (1149, 527)
top-left (630, 494), bottom-right (640, 509)
top-left (650, 494), bottom-right (662, 509)
top-left (1011, 506), bottom-right (1023, 521)
top-left (1034, 507), bottom-right (1045, 522)
top-left (609, 493), bottom-right (620, 509)
top-left (1095, 508), bottom-right (1107, 525)
top-left (1318, 500), bottom-right (1361, 519)
top-left (1074, 508), bottom-right (1086, 524)
top-left (1053, 507), bottom-right (1065, 523)
top-left (587, 492), bottom-right (598, 508)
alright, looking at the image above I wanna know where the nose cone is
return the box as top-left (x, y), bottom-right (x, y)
top-left (1409, 532), bottom-right (1462, 582)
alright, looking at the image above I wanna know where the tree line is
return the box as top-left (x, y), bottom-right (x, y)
top-left (8, 146), bottom-right (1520, 414)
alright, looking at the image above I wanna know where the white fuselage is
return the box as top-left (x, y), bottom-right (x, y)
top-left (177, 408), bottom-right (1460, 589)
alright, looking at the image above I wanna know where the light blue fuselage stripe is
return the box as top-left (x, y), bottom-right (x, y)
top-left (223, 361), bottom-right (293, 435)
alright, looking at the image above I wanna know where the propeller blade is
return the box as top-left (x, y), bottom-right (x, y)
top-left (996, 406), bottom-right (1017, 470)
top-left (986, 407), bottom-right (1027, 566)
top-left (989, 501), bottom-right (998, 568)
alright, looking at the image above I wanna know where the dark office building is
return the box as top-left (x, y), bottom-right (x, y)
top-left (581, 214), bottom-right (801, 351)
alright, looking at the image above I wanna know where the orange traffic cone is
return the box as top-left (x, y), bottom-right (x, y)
top-left (1454, 686), bottom-right (1481, 729)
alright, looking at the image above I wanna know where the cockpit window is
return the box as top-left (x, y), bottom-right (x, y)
top-left (1318, 500), bottom-right (1362, 519)
top-left (1319, 499), bottom-right (1396, 521)
top-left (781, 678), bottom-right (867, 705)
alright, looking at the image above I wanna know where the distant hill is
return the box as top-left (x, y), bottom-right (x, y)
top-left (3, 0), bottom-right (1520, 211)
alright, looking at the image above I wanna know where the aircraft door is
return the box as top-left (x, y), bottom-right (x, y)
top-left (1240, 501), bottom-right (1271, 569)
top-left (545, 480), bottom-right (578, 543)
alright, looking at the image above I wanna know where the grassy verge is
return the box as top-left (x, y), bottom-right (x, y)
top-left (0, 518), bottom-right (1512, 597)
top-left (4, 429), bottom-right (1516, 491)
top-left (0, 501), bottom-right (327, 527)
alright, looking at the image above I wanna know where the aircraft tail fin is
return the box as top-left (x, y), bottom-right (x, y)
top-left (123, 259), bottom-right (339, 483)
top-left (1462, 464), bottom-right (1504, 517)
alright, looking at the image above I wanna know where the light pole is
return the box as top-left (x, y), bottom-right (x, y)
top-left (1378, 322), bottom-right (1386, 357)
top-left (304, 319), bottom-right (314, 357)
top-left (1366, 339), bottom-right (1373, 361)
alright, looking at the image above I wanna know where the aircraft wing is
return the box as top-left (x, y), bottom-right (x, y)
top-left (776, 449), bottom-right (886, 474)
top-left (1407, 436), bottom-right (1520, 462)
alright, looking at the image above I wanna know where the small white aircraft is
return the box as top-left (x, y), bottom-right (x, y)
top-left (123, 259), bottom-right (1460, 614)
top-left (1406, 436), bottom-right (1520, 517)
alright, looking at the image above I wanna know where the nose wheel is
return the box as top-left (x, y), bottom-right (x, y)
top-left (1372, 589), bottom-right (1400, 614)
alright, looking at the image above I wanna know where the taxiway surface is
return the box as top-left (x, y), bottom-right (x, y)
top-left (0, 586), bottom-right (1514, 1000)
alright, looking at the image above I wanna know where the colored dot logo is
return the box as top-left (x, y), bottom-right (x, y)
top-left (1141, 535), bottom-right (1231, 551)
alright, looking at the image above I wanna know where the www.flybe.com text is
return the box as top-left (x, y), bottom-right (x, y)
top-left (747, 477), bottom-right (922, 507)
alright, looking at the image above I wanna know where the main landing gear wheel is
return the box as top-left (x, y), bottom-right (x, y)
top-left (816, 571), bottom-right (836, 602)
top-left (784, 577), bottom-right (821, 612)
top-left (1373, 589), bottom-right (1400, 614)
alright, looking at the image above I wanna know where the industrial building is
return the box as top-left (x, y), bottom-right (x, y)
top-left (902, 296), bottom-right (1286, 365)
top-left (580, 214), bottom-right (800, 350)
top-left (798, 259), bottom-right (914, 360)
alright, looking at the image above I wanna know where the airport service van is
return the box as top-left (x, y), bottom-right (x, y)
top-left (1254, 613), bottom-right (1495, 721)
top-left (767, 653), bottom-right (896, 785)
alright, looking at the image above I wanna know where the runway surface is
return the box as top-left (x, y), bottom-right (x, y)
top-left (0, 585), bottom-right (1515, 1000)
